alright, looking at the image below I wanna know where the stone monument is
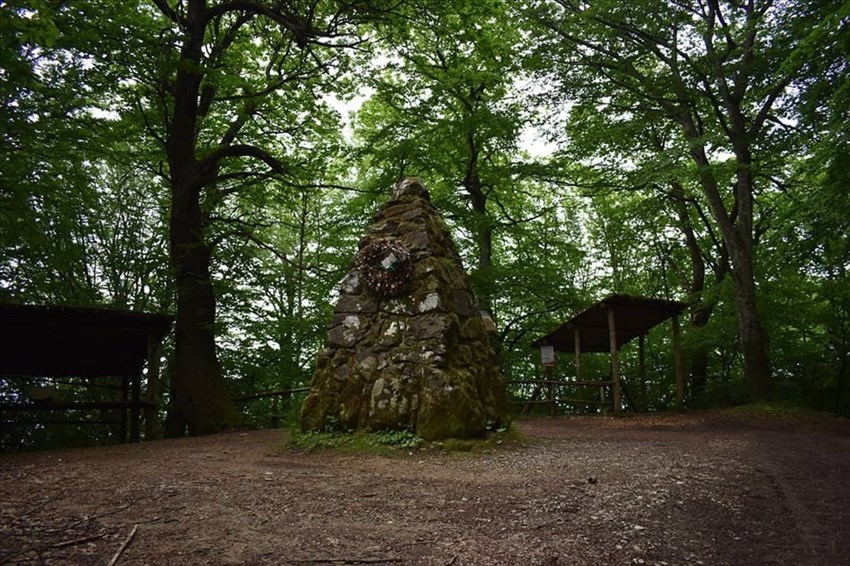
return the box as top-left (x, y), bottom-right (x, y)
top-left (300, 177), bottom-right (508, 440)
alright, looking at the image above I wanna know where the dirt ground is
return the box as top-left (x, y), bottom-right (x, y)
top-left (1, 411), bottom-right (849, 566)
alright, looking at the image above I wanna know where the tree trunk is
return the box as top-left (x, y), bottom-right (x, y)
top-left (729, 124), bottom-right (772, 400)
top-left (670, 181), bottom-right (725, 401)
top-left (464, 159), bottom-right (493, 313)
top-left (837, 345), bottom-right (848, 414)
top-left (163, 0), bottom-right (238, 435)
top-left (689, 348), bottom-right (709, 399)
top-left (688, 301), bottom-right (714, 400)
top-left (675, 111), bottom-right (771, 401)
top-left (671, 181), bottom-right (709, 398)
top-left (728, 245), bottom-right (772, 399)
top-left (169, 180), bottom-right (238, 435)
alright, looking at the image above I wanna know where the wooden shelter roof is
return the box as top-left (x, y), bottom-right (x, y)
top-left (531, 294), bottom-right (689, 353)
top-left (0, 303), bottom-right (173, 378)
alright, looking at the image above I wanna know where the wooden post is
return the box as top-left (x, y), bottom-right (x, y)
top-left (639, 334), bottom-right (646, 412)
top-left (574, 327), bottom-right (582, 380)
top-left (607, 306), bottom-right (621, 415)
top-left (599, 380), bottom-right (607, 416)
top-left (120, 376), bottom-right (129, 442)
top-left (144, 334), bottom-right (161, 440)
top-left (672, 315), bottom-right (685, 412)
top-left (130, 370), bottom-right (141, 442)
top-left (546, 365), bottom-right (555, 417)
top-left (271, 395), bottom-right (280, 428)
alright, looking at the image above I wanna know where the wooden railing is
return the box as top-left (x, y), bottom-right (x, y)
top-left (508, 379), bottom-right (614, 417)
top-left (233, 387), bottom-right (310, 428)
top-left (0, 401), bottom-right (154, 443)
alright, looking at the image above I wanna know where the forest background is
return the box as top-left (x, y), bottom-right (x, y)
top-left (1, 0), bottom-right (848, 445)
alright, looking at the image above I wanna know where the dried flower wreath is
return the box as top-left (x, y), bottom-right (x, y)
top-left (354, 239), bottom-right (413, 297)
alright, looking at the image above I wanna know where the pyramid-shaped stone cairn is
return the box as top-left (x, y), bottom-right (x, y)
top-left (300, 178), bottom-right (508, 439)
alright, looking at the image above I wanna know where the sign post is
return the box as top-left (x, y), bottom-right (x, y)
top-left (539, 345), bottom-right (555, 416)
top-left (540, 345), bottom-right (555, 367)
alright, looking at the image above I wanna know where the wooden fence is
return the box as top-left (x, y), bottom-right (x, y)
top-left (509, 378), bottom-right (615, 417)
top-left (233, 386), bottom-right (311, 428)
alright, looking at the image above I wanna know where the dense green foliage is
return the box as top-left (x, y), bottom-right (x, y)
top-left (1, 0), bottom-right (847, 448)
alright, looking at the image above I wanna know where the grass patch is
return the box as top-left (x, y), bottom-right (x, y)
top-left (284, 422), bottom-right (529, 455)
top-left (724, 401), bottom-right (815, 419)
top-left (286, 428), bottom-right (423, 455)
top-left (714, 402), bottom-right (848, 429)
top-left (430, 425), bottom-right (529, 453)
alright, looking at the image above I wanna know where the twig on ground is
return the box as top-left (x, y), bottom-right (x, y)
top-left (50, 533), bottom-right (107, 549)
top-left (134, 516), bottom-right (177, 525)
top-left (0, 533), bottom-right (106, 565)
top-left (67, 498), bottom-right (140, 529)
top-left (107, 524), bottom-right (138, 566)
top-left (10, 489), bottom-right (67, 525)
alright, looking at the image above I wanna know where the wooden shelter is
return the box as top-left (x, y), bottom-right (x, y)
top-left (531, 294), bottom-right (689, 414)
top-left (0, 303), bottom-right (173, 443)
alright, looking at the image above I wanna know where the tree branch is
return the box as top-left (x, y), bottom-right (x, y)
top-left (200, 144), bottom-right (286, 179)
top-left (151, 0), bottom-right (186, 26)
top-left (205, 1), bottom-right (319, 46)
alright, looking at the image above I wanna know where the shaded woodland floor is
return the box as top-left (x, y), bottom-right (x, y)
top-left (1, 410), bottom-right (849, 565)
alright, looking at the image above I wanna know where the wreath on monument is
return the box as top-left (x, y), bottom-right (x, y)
top-left (355, 239), bottom-right (413, 297)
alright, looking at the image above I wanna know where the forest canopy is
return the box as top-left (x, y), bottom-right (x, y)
top-left (1, 0), bottom-right (848, 443)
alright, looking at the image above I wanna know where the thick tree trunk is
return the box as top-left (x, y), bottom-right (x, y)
top-left (729, 130), bottom-right (773, 400)
top-left (169, 181), bottom-right (239, 435)
top-left (727, 245), bottom-right (772, 399)
top-left (681, 125), bottom-right (771, 400)
top-left (464, 163), bottom-right (493, 313)
top-left (163, 0), bottom-right (238, 435)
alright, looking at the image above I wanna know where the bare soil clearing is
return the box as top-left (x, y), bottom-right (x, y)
top-left (2, 411), bottom-right (849, 565)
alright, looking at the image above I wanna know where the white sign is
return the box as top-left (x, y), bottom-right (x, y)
top-left (540, 345), bottom-right (555, 366)
top-left (381, 253), bottom-right (398, 270)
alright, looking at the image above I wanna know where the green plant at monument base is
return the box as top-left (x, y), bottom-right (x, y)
top-left (286, 429), bottom-right (416, 454)
top-left (285, 422), bottom-right (525, 455)
top-left (374, 429), bottom-right (424, 449)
